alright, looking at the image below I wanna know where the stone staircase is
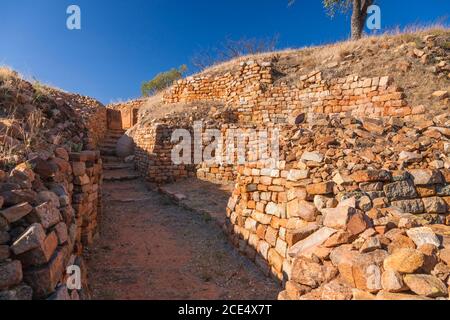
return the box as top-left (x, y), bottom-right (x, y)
top-left (99, 129), bottom-right (140, 182)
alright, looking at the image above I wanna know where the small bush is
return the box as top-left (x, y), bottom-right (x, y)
top-left (141, 65), bottom-right (187, 97)
top-left (191, 35), bottom-right (279, 71)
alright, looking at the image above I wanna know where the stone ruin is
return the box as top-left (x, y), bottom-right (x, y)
top-left (111, 32), bottom-right (450, 300)
top-left (1, 31), bottom-right (449, 300)
top-left (0, 72), bottom-right (106, 299)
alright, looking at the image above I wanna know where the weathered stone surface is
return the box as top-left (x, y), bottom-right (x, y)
top-left (288, 227), bottom-right (337, 258)
top-left (265, 202), bottom-right (284, 217)
top-left (360, 236), bottom-right (382, 253)
top-left (422, 197), bottom-right (447, 214)
top-left (319, 279), bottom-right (353, 300)
top-left (301, 151), bottom-right (324, 163)
top-left (252, 211), bottom-right (271, 225)
top-left (324, 230), bottom-right (353, 248)
top-left (23, 246), bottom-right (67, 299)
top-left (408, 169), bottom-right (443, 185)
top-left (347, 212), bottom-right (371, 235)
top-left (0, 245), bottom-right (10, 260)
top-left (383, 180), bottom-right (418, 201)
top-left (436, 184), bottom-right (450, 196)
top-left (306, 182), bottom-right (335, 195)
top-left (351, 170), bottom-right (391, 183)
top-left (333, 172), bottom-right (353, 186)
top-left (439, 248), bottom-right (450, 266)
top-left (381, 270), bottom-right (407, 293)
top-left (264, 226), bottom-right (278, 247)
top-left (36, 191), bottom-right (60, 208)
top-left (54, 148), bottom-right (69, 161)
top-left (376, 291), bottom-right (432, 300)
top-left (352, 250), bottom-right (388, 292)
top-left (11, 223), bottom-right (46, 255)
top-left (432, 90), bottom-right (448, 99)
top-left (399, 151), bottom-right (423, 163)
top-left (48, 285), bottom-right (71, 300)
top-left (387, 234), bottom-right (416, 253)
top-left (72, 162), bottom-right (86, 177)
top-left (286, 223), bottom-right (320, 247)
top-left (268, 248), bottom-right (283, 273)
top-left (403, 274), bottom-right (448, 298)
top-left (17, 232), bottom-right (58, 267)
top-left (74, 174), bottom-right (90, 186)
top-left (287, 169), bottom-right (309, 181)
top-left (291, 257), bottom-right (338, 288)
top-left (391, 199), bottom-right (425, 214)
top-left (29, 157), bottom-right (59, 178)
top-left (352, 289), bottom-right (376, 300)
top-left (406, 227), bottom-right (441, 248)
top-left (0, 261), bottom-right (22, 290)
top-left (314, 195), bottom-right (337, 210)
top-left (0, 189), bottom-right (37, 207)
top-left (28, 202), bottom-right (61, 229)
top-left (323, 206), bottom-right (355, 230)
top-left (383, 248), bottom-right (425, 274)
top-left (0, 284), bottom-right (33, 300)
top-left (0, 230), bottom-right (10, 244)
top-left (0, 202), bottom-right (33, 223)
top-left (287, 199), bottom-right (318, 222)
top-left (362, 118), bottom-right (385, 135)
top-left (284, 281), bottom-right (312, 299)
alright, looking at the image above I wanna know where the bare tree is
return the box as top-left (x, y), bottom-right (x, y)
top-left (289, 0), bottom-right (375, 40)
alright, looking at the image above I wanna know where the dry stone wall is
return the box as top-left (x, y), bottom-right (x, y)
top-left (0, 149), bottom-right (102, 300)
top-left (108, 99), bottom-right (146, 130)
top-left (135, 59), bottom-right (425, 188)
top-left (164, 61), bottom-right (413, 125)
top-left (133, 123), bottom-right (194, 184)
top-left (0, 74), bottom-right (106, 300)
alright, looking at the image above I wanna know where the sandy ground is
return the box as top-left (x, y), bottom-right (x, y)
top-left (85, 176), bottom-right (280, 300)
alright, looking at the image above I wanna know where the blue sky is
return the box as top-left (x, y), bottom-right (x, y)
top-left (0, 0), bottom-right (448, 104)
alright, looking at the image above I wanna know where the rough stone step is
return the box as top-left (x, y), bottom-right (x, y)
top-left (103, 163), bottom-right (134, 170)
top-left (102, 156), bottom-right (123, 163)
top-left (103, 169), bottom-right (140, 181)
top-left (105, 131), bottom-right (125, 138)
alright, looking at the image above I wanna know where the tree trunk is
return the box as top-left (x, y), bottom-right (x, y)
top-left (351, 0), bottom-right (373, 40)
top-left (351, 0), bottom-right (364, 40)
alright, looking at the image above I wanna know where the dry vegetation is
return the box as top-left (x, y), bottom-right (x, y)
top-left (0, 66), bottom-right (105, 170)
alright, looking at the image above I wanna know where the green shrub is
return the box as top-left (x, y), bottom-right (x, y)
top-left (141, 65), bottom-right (187, 97)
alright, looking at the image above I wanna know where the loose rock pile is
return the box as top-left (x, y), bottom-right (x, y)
top-left (0, 71), bottom-right (105, 300)
top-left (0, 149), bottom-right (103, 300)
top-left (0, 71), bottom-right (107, 170)
top-left (226, 112), bottom-right (449, 300)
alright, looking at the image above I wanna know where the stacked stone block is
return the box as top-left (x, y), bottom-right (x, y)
top-left (163, 60), bottom-right (415, 126)
top-left (226, 156), bottom-right (450, 299)
top-left (0, 149), bottom-right (103, 300)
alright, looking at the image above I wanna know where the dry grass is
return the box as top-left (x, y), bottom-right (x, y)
top-left (0, 105), bottom-right (44, 166)
top-left (0, 66), bottom-right (20, 81)
top-left (0, 67), bottom-right (47, 169)
top-left (197, 24), bottom-right (449, 77)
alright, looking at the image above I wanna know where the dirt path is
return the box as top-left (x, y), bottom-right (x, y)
top-left (85, 175), bottom-right (280, 300)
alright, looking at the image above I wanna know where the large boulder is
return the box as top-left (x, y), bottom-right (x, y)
top-left (116, 134), bottom-right (135, 158)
